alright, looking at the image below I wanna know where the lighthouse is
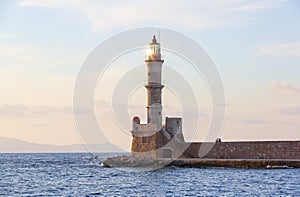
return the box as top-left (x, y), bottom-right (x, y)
top-left (145, 35), bottom-right (164, 129)
top-left (131, 35), bottom-right (184, 158)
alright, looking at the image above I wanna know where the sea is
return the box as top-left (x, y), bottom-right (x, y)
top-left (0, 153), bottom-right (299, 196)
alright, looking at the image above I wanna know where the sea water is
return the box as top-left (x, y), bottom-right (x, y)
top-left (0, 153), bottom-right (299, 196)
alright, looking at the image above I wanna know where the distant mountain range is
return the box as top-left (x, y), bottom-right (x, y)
top-left (0, 137), bottom-right (126, 153)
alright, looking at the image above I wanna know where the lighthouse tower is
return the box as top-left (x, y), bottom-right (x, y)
top-left (131, 35), bottom-right (183, 158)
top-left (130, 35), bottom-right (165, 158)
top-left (145, 35), bottom-right (164, 128)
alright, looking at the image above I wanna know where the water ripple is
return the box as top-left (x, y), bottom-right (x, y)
top-left (0, 153), bottom-right (299, 196)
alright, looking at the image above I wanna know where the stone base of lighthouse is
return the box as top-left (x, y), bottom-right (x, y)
top-left (131, 116), bottom-right (184, 159)
top-left (131, 132), bottom-right (164, 158)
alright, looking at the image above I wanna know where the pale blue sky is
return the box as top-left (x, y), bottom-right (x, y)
top-left (0, 0), bottom-right (299, 150)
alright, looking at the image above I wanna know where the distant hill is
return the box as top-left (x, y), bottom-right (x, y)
top-left (0, 137), bottom-right (126, 153)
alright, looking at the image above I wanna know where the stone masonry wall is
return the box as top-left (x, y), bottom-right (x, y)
top-left (131, 131), bottom-right (166, 158)
top-left (131, 135), bottom-right (156, 158)
top-left (183, 141), bottom-right (300, 160)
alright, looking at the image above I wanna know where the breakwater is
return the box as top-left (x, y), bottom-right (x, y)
top-left (102, 155), bottom-right (300, 169)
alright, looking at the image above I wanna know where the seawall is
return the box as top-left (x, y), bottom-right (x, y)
top-left (183, 141), bottom-right (300, 160)
top-left (102, 140), bottom-right (300, 169)
top-left (102, 156), bottom-right (300, 169)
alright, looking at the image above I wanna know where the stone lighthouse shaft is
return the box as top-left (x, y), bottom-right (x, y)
top-left (130, 35), bottom-right (167, 158)
top-left (131, 35), bottom-right (183, 158)
top-left (145, 35), bottom-right (164, 129)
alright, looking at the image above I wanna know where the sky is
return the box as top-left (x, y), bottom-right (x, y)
top-left (0, 0), bottom-right (300, 151)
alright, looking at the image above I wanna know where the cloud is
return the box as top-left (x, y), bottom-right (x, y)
top-left (18, 0), bottom-right (70, 8)
top-left (268, 81), bottom-right (300, 95)
top-left (238, 118), bottom-right (267, 124)
top-left (227, 116), bottom-right (297, 125)
top-left (0, 33), bottom-right (21, 39)
top-left (0, 104), bottom-right (73, 118)
top-left (18, 0), bottom-right (286, 32)
top-left (273, 105), bottom-right (300, 115)
top-left (0, 44), bottom-right (84, 78)
top-left (31, 105), bottom-right (73, 115)
top-left (0, 104), bottom-right (29, 118)
top-left (0, 45), bottom-right (38, 62)
top-left (235, 0), bottom-right (285, 11)
top-left (231, 117), bottom-right (268, 124)
top-left (258, 43), bottom-right (300, 57)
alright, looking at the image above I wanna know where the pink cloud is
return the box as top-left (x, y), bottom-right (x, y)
top-left (268, 81), bottom-right (300, 95)
top-left (273, 105), bottom-right (300, 115)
